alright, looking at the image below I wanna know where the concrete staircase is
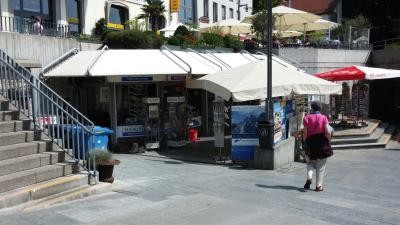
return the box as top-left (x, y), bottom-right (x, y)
top-left (0, 98), bottom-right (109, 210)
top-left (332, 121), bottom-right (395, 150)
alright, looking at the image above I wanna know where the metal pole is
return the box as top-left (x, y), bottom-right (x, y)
top-left (237, 0), bottom-right (241, 21)
top-left (266, 0), bottom-right (274, 146)
top-left (348, 26), bottom-right (352, 49)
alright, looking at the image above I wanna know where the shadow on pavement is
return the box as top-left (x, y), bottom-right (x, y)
top-left (144, 158), bottom-right (184, 164)
top-left (255, 184), bottom-right (306, 192)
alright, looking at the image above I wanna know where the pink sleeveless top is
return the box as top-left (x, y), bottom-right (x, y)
top-left (303, 113), bottom-right (328, 138)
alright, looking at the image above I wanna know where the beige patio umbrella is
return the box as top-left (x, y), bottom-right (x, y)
top-left (186, 59), bottom-right (341, 102)
top-left (242, 5), bottom-right (320, 35)
top-left (273, 30), bottom-right (303, 38)
top-left (279, 18), bottom-right (338, 41)
top-left (199, 19), bottom-right (251, 35)
top-left (280, 18), bottom-right (338, 32)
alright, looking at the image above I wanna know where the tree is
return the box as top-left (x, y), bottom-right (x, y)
top-left (174, 26), bottom-right (190, 36)
top-left (125, 19), bottom-right (145, 31)
top-left (253, 0), bottom-right (282, 14)
top-left (342, 0), bottom-right (400, 42)
top-left (251, 11), bottom-right (275, 46)
top-left (331, 15), bottom-right (371, 43)
top-left (137, 0), bottom-right (166, 32)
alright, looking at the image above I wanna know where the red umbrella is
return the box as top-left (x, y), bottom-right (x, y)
top-left (314, 66), bottom-right (365, 81)
top-left (315, 65), bottom-right (400, 81)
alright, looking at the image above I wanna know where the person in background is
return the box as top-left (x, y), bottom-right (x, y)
top-left (32, 16), bottom-right (43, 35)
top-left (302, 101), bottom-right (334, 192)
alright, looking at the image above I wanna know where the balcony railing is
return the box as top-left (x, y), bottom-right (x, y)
top-left (0, 16), bottom-right (71, 38)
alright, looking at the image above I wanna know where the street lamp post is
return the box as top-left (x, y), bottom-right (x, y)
top-left (237, 0), bottom-right (248, 21)
top-left (266, 0), bottom-right (274, 146)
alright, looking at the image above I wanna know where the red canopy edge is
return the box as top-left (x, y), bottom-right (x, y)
top-left (314, 66), bottom-right (366, 81)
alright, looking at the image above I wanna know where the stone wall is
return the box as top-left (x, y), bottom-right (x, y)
top-left (0, 32), bottom-right (101, 68)
top-left (275, 48), bottom-right (371, 74)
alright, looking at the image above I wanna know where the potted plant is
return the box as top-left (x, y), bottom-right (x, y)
top-left (89, 150), bottom-right (120, 183)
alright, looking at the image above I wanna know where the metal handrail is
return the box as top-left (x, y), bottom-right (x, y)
top-left (204, 50), bottom-right (231, 69)
top-left (161, 45), bottom-right (192, 74)
top-left (256, 51), bottom-right (305, 71)
top-left (239, 50), bottom-right (263, 61)
top-left (372, 37), bottom-right (400, 49)
top-left (1, 50), bottom-right (94, 128)
top-left (0, 49), bottom-right (97, 181)
top-left (0, 16), bottom-right (71, 38)
top-left (255, 51), bottom-right (302, 71)
top-left (41, 48), bottom-right (80, 76)
top-left (186, 48), bottom-right (224, 71)
top-left (87, 45), bottom-right (109, 76)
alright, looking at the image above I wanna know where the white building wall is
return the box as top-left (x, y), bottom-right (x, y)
top-left (0, 0), bottom-right (11, 17)
top-left (197, 0), bottom-right (252, 27)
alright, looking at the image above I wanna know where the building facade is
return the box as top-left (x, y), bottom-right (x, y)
top-left (0, 0), bottom-right (147, 35)
top-left (195, 0), bottom-right (252, 27)
top-left (0, 0), bottom-right (253, 37)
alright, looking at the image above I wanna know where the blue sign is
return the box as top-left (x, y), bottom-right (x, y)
top-left (231, 105), bottom-right (265, 161)
top-left (121, 76), bottom-right (153, 82)
top-left (116, 125), bottom-right (145, 138)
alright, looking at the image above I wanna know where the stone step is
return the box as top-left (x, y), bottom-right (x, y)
top-left (333, 126), bottom-right (395, 150)
top-left (0, 174), bottom-right (89, 210)
top-left (0, 110), bottom-right (19, 121)
top-left (0, 142), bottom-right (50, 161)
top-left (331, 125), bottom-right (386, 145)
top-left (0, 131), bottom-right (36, 147)
top-left (21, 181), bottom-right (112, 211)
top-left (332, 120), bottom-right (384, 139)
top-left (0, 100), bottom-right (9, 111)
top-left (0, 120), bottom-right (31, 133)
top-left (0, 163), bottom-right (77, 194)
top-left (0, 152), bottom-right (64, 176)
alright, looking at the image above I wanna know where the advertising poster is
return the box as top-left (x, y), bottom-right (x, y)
top-left (231, 105), bottom-right (265, 161)
top-left (273, 101), bottom-right (286, 143)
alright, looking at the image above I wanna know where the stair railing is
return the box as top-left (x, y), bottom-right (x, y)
top-left (0, 49), bottom-right (97, 182)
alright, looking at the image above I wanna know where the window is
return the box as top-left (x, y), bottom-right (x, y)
top-left (179, 0), bottom-right (193, 24)
top-left (23, 0), bottom-right (40, 12)
top-left (229, 8), bottom-right (234, 19)
top-left (42, 0), bottom-right (49, 14)
top-left (12, 0), bottom-right (51, 21)
top-left (203, 0), bottom-right (209, 17)
top-left (66, 0), bottom-right (80, 33)
top-left (12, 0), bottom-right (21, 10)
top-left (109, 4), bottom-right (128, 28)
top-left (213, 2), bottom-right (218, 22)
top-left (221, 5), bottom-right (226, 20)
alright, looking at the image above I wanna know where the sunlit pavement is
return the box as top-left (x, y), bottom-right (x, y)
top-left (0, 144), bottom-right (399, 225)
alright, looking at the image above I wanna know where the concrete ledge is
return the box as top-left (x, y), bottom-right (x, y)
top-left (254, 137), bottom-right (295, 170)
top-left (0, 174), bottom-right (90, 210)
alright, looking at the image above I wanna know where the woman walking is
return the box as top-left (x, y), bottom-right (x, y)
top-left (302, 101), bottom-right (333, 192)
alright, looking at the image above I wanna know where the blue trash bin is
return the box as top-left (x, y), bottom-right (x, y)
top-left (64, 126), bottom-right (113, 159)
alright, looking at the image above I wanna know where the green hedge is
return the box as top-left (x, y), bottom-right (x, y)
top-left (104, 30), bottom-right (164, 49)
top-left (202, 33), bottom-right (224, 47)
top-left (224, 35), bottom-right (244, 52)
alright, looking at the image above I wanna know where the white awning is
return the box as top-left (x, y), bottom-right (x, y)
top-left (43, 49), bottom-right (268, 78)
top-left (44, 51), bottom-right (99, 77)
top-left (186, 59), bottom-right (342, 102)
top-left (45, 50), bottom-right (190, 77)
top-left (89, 50), bottom-right (190, 76)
